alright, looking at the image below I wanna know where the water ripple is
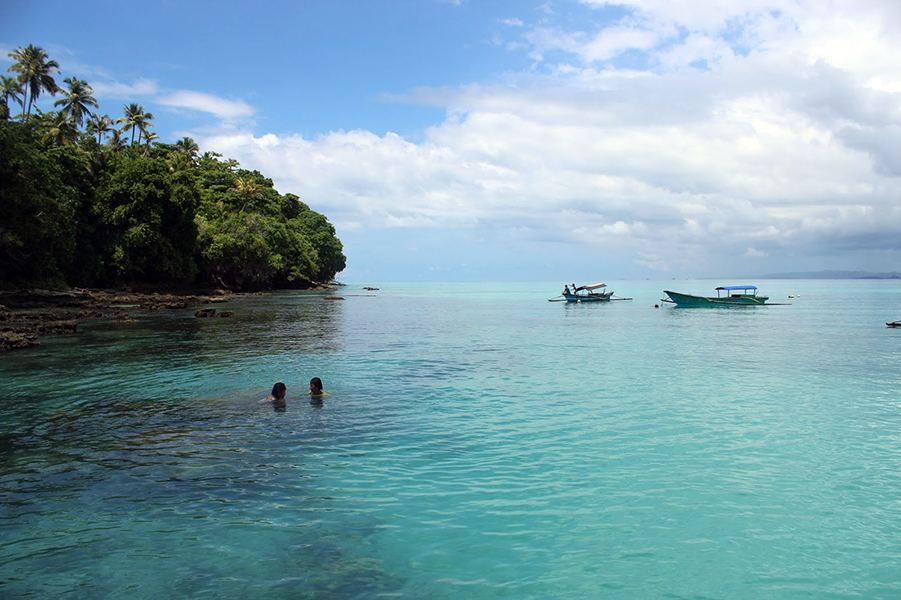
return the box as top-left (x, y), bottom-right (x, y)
top-left (2, 282), bottom-right (901, 598)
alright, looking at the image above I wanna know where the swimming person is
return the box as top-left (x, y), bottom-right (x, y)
top-left (260, 382), bottom-right (287, 408)
top-left (309, 377), bottom-right (328, 403)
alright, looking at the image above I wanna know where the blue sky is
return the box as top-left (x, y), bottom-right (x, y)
top-left (3, 0), bottom-right (901, 282)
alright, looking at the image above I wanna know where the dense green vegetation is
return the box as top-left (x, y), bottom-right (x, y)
top-left (0, 45), bottom-right (345, 291)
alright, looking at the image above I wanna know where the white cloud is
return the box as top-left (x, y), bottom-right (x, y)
top-left (92, 78), bottom-right (159, 98)
top-left (198, 0), bottom-right (901, 276)
top-left (158, 91), bottom-right (254, 120)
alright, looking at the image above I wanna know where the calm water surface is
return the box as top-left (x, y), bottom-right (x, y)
top-left (2, 280), bottom-right (900, 599)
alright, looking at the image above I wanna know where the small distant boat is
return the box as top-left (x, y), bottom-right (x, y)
top-left (562, 283), bottom-right (614, 303)
top-left (662, 285), bottom-right (769, 306)
top-left (887, 321), bottom-right (901, 327)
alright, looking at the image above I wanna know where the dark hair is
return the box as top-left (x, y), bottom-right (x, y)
top-left (309, 377), bottom-right (323, 391)
top-left (272, 382), bottom-right (287, 396)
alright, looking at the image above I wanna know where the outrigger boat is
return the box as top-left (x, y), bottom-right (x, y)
top-left (561, 283), bottom-right (614, 303)
top-left (662, 285), bottom-right (769, 306)
top-left (548, 283), bottom-right (632, 303)
top-left (566, 283), bottom-right (613, 302)
top-left (888, 321), bottom-right (901, 327)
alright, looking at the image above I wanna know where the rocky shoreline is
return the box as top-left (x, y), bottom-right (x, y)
top-left (0, 282), bottom-right (343, 352)
top-left (0, 288), bottom-right (233, 352)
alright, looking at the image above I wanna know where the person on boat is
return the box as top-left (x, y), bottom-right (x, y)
top-left (563, 285), bottom-right (571, 295)
top-left (260, 382), bottom-right (287, 408)
top-left (309, 377), bottom-right (328, 403)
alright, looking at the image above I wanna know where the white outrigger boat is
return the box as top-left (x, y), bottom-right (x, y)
top-left (549, 283), bottom-right (631, 303)
top-left (563, 283), bottom-right (613, 302)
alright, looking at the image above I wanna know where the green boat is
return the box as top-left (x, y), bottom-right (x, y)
top-left (662, 286), bottom-right (769, 306)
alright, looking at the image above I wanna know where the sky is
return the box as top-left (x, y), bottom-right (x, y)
top-left (3, 0), bottom-right (901, 282)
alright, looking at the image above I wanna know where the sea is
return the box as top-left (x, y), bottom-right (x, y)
top-left (1, 279), bottom-right (900, 599)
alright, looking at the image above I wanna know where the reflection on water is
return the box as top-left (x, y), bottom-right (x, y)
top-left (1, 292), bottom-right (346, 407)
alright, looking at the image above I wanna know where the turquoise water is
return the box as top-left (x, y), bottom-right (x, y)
top-left (2, 280), bottom-right (900, 599)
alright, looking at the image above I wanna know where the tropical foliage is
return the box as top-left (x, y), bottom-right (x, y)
top-left (54, 77), bottom-right (99, 128)
top-left (6, 44), bottom-right (60, 121)
top-left (1, 45), bottom-right (345, 291)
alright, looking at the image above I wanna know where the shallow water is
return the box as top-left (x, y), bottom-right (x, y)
top-left (2, 280), bottom-right (901, 598)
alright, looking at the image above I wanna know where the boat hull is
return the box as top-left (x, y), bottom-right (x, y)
top-left (663, 290), bottom-right (768, 306)
top-left (563, 292), bottom-right (613, 303)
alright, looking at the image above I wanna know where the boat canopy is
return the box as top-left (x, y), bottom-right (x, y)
top-left (579, 283), bottom-right (607, 291)
top-left (715, 285), bottom-right (757, 291)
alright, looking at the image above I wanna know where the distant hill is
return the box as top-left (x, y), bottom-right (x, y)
top-left (761, 270), bottom-right (901, 279)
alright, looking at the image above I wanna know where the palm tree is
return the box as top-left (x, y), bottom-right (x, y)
top-left (168, 152), bottom-right (191, 173)
top-left (141, 131), bottom-right (159, 156)
top-left (1, 75), bottom-right (24, 120)
top-left (229, 177), bottom-right (264, 212)
top-left (136, 115), bottom-right (154, 146)
top-left (117, 102), bottom-right (140, 145)
top-left (106, 128), bottom-right (128, 153)
top-left (117, 102), bottom-right (154, 145)
top-left (40, 111), bottom-right (78, 146)
top-left (169, 137), bottom-right (201, 172)
top-left (6, 44), bottom-right (60, 121)
top-left (175, 136), bottom-right (200, 159)
top-left (54, 77), bottom-right (98, 129)
top-left (86, 113), bottom-right (113, 144)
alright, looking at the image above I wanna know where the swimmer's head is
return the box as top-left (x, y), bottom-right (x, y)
top-left (272, 382), bottom-right (287, 398)
top-left (309, 377), bottom-right (323, 394)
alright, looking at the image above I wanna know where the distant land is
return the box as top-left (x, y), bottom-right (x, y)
top-left (760, 270), bottom-right (901, 279)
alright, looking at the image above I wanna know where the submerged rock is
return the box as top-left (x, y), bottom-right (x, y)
top-left (32, 320), bottom-right (77, 335)
top-left (0, 287), bottom-right (235, 351)
top-left (0, 331), bottom-right (39, 351)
